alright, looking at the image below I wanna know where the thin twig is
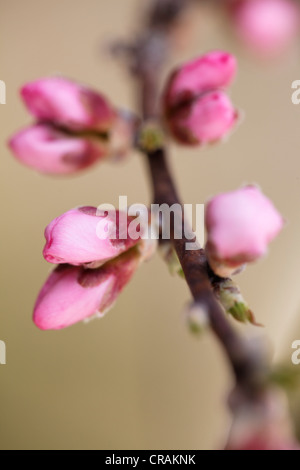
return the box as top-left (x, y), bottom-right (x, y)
top-left (131, 0), bottom-right (267, 399)
top-left (145, 150), bottom-right (265, 394)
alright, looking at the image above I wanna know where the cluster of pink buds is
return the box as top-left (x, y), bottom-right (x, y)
top-left (34, 207), bottom-right (153, 330)
top-left (9, 50), bottom-right (245, 331)
top-left (227, 0), bottom-right (300, 57)
top-left (9, 48), bottom-right (285, 331)
top-left (9, 78), bottom-right (137, 175)
top-left (163, 51), bottom-right (239, 145)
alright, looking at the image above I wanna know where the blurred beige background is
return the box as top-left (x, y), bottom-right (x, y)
top-left (1, 0), bottom-right (300, 450)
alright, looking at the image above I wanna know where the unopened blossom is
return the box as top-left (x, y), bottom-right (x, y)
top-left (43, 207), bottom-right (140, 267)
top-left (164, 50), bottom-right (237, 110)
top-left (205, 186), bottom-right (284, 278)
top-left (21, 77), bottom-right (116, 132)
top-left (163, 51), bottom-right (238, 145)
top-left (230, 0), bottom-right (300, 57)
top-left (166, 91), bottom-right (238, 145)
top-left (9, 124), bottom-right (107, 175)
top-left (33, 250), bottom-right (141, 330)
top-left (226, 389), bottom-right (300, 450)
top-left (9, 78), bottom-right (138, 174)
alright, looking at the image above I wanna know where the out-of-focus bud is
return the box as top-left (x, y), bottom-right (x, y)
top-left (21, 77), bottom-right (116, 132)
top-left (166, 91), bottom-right (238, 146)
top-left (226, 388), bottom-right (300, 450)
top-left (214, 278), bottom-right (260, 326)
top-left (163, 51), bottom-right (238, 145)
top-left (184, 301), bottom-right (209, 336)
top-left (9, 124), bottom-right (107, 175)
top-left (33, 249), bottom-right (141, 330)
top-left (43, 207), bottom-right (140, 266)
top-left (230, 0), bottom-right (300, 57)
top-left (205, 186), bottom-right (284, 278)
top-left (10, 78), bottom-right (138, 175)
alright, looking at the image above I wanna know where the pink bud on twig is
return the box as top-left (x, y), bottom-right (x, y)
top-left (230, 0), bottom-right (300, 57)
top-left (226, 389), bottom-right (300, 450)
top-left (166, 91), bottom-right (238, 146)
top-left (43, 207), bottom-right (140, 266)
top-left (33, 250), bottom-right (141, 330)
top-left (164, 50), bottom-right (237, 110)
top-left (205, 186), bottom-right (284, 278)
top-left (163, 51), bottom-right (238, 145)
top-left (9, 124), bottom-right (107, 175)
top-left (21, 77), bottom-right (116, 132)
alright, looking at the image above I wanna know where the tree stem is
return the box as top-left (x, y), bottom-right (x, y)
top-left (132, 0), bottom-right (267, 398)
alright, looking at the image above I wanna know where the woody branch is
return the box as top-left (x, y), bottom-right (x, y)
top-left (132, 0), bottom-right (267, 398)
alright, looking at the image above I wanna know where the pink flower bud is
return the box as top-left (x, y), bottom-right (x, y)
top-left (231, 436), bottom-right (300, 451)
top-left (230, 0), bottom-right (300, 57)
top-left (205, 186), bottom-right (284, 278)
top-left (163, 51), bottom-right (237, 111)
top-left (166, 91), bottom-right (238, 145)
top-left (21, 77), bottom-right (116, 132)
top-left (33, 251), bottom-right (140, 330)
top-left (163, 51), bottom-right (238, 145)
top-left (9, 124), bottom-right (107, 175)
top-left (226, 389), bottom-right (300, 450)
top-left (43, 207), bottom-right (140, 266)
